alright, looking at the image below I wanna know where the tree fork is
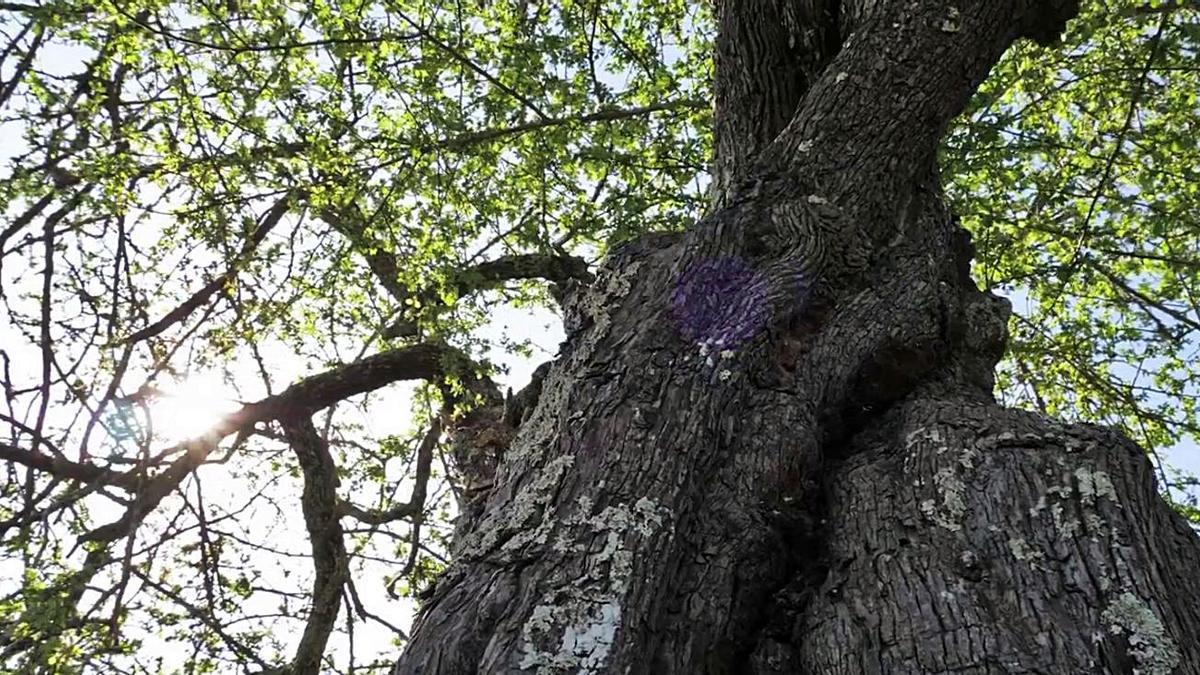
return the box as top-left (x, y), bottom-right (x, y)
top-left (394, 1), bottom-right (1200, 672)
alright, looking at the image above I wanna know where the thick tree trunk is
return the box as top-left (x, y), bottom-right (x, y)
top-left (393, 1), bottom-right (1200, 672)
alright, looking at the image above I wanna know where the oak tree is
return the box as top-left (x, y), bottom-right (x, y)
top-left (1, 0), bottom-right (1198, 672)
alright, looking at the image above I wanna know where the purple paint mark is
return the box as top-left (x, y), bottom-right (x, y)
top-left (671, 256), bottom-right (772, 348)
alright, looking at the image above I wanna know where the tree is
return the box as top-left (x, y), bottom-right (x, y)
top-left (393, 1), bottom-right (1200, 671)
top-left (0, 0), bottom-right (1198, 673)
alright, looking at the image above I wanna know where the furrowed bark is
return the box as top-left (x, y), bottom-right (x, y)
top-left (393, 1), bottom-right (1200, 673)
top-left (751, 395), bottom-right (1200, 673)
top-left (709, 0), bottom-right (839, 209)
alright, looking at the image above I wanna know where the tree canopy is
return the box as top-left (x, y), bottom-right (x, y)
top-left (0, 0), bottom-right (1197, 671)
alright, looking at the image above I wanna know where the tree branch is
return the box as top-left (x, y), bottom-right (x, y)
top-left (451, 253), bottom-right (593, 296)
top-left (129, 567), bottom-right (273, 671)
top-left (1050, 12), bottom-right (1169, 309)
top-left (9, 344), bottom-right (486, 542)
top-left (0, 21), bottom-right (42, 110)
top-left (391, 8), bottom-right (550, 121)
top-left (710, 0), bottom-right (835, 209)
top-left (0, 442), bottom-right (139, 491)
top-left (123, 194), bottom-right (293, 344)
top-left (320, 200), bottom-right (592, 336)
top-left (436, 100), bottom-right (704, 151)
top-left (753, 0), bottom-right (1080, 223)
top-left (76, 342), bottom-right (486, 544)
top-left (337, 418), bottom-right (441, 525)
top-left (280, 415), bottom-right (347, 675)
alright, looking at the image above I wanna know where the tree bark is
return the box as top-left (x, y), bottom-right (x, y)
top-left (709, 0), bottom-right (838, 209)
top-left (393, 1), bottom-right (1200, 673)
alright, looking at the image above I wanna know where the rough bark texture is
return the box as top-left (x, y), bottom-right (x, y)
top-left (750, 395), bottom-right (1200, 673)
top-left (392, 0), bottom-right (1200, 672)
top-left (710, 0), bottom-right (837, 209)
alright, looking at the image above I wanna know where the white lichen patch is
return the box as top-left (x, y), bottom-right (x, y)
top-left (519, 497), bottom-right (672, 673)
top-left (553, 495), bottom-right (597, 553)
top-left (719, 349), bottom-right (735, 360)
top-left (957, 443), bottom-right (979, 470)
top-left (718, 369), bottom-right (732, 382)
top-left (561, 601), bottom-right (621, 668)
top-left (806, 194), bottom-right (829, 205)
top-left (835, 71), bottom-right (849, 83)
top-left (1067, 467), bottom-right (1121, 532)
top-left (939, 6), bottom-right (961, 32)
top-left (520, 600), bottom-right (622, 672)
top-left (1064, 434), bottom-right (1093, 453)
top-left (798, 139), bottom-right (814, 153)
top-left (631, 497), bottom-right (667, 534)
top-left (1025, 464), bottom-right (1118, 540)
top-left (525, 605), bottom-right (557, 636)
top-left (466, 453), bottom-right (576, 555)
top-left (1029, 494), bottom-right (1047, 517)
top-left (503, 360), bottom-right (576, 467)
top-left (905, 426), bottom-right (942, 447)
top-left (903, 426), bottom-right (944, 473)
top-left (1007, 536), bottom-right (1043, 564)
top-left (1050, 502), bottom-right (1081, 538)
top-left (583, 497), bottom-right (671, 552)
top-left (1075, 468), bottom-right (1120, 506)
top-left (1032, 479), bottom-right (1084, 538)
top-left (919, 467), bottom-right (967, 531)
top-left (572, 260), bottom-right (643, 363)
top-left (1046, 483), bottom-right (1073, 499)
top-left (1102, 592), bottom-right (1182, 675)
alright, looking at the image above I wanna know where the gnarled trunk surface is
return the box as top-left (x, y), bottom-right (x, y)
top-left (393, 1), bottom-right (1200, 672)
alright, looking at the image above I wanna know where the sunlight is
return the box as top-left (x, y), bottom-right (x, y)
top-left (148, 373), bottom-right (241, 444)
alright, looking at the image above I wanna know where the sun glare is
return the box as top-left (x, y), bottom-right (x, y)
top-left (149, 374), bottom-right (241, 444)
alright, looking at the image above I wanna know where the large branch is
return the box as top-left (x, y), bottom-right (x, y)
top-left (710, 0), bottom-right (839, 209)
top-left (378, 252), bottom-right (593, 337)
top-left (0, 442), bottom-right (139, 490)
top-left (280, 415), bottom-right (349, 675)
top-left (748, 0), bottom-right (1078, 222)
top-left (321, 205), bottom-right (591, 302)
top-left (452, 253), bottom-right (594, 295)
top-left (257, 342), bottom-right (489, 417)
top-left (77, 342), bottom-right (478, 544)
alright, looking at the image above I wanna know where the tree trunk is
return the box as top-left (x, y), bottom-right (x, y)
top-left (393, 1), bottom-right (1200, 672)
